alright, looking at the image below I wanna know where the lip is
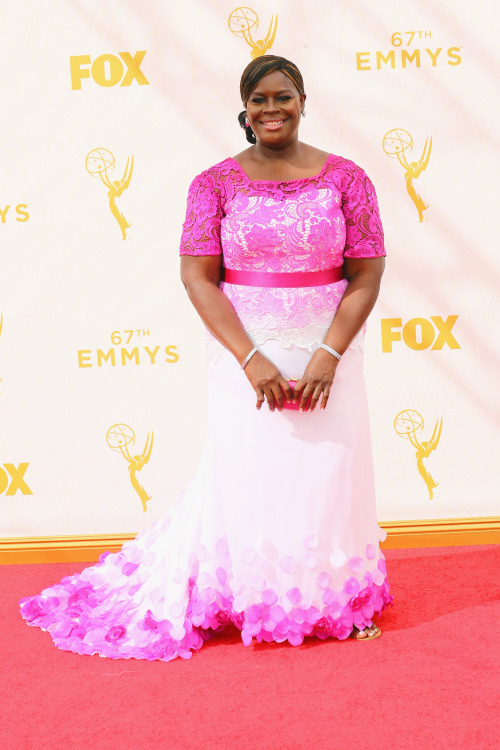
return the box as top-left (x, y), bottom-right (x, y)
top-left (260, 119), bottom-right (286, 131)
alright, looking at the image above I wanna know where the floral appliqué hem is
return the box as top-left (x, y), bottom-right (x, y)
top-left (20, 559), bottom-right (393, 663)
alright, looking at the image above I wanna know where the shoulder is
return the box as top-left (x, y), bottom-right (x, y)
top-left (190, 158), bottom-right (235, 185)
top-left (305, 145), bottom-right (331, 163)
top-left (186, 158), bottom-right (238, 202)
top-left (324, 154), bottom-right (378, 195)
top-left (325, 154), bottom-right (369, 179)
top-left (231, 146), bottom-right (253, 164)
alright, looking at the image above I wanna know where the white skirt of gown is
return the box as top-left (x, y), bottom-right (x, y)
top-left (20, 338), bottom-right (393, 661)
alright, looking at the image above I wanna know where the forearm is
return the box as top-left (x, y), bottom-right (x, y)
top-left (323, 266), bottom-right (383, 354)
top-left (183, 278), bottom-right (254, 364)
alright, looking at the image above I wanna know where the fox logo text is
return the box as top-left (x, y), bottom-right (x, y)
top-left (381, 316), bottom-right (460, 353)
top-left (70, 52), bottom-right (150, 90)
top-left (0, 463), bottom-right (33, 495)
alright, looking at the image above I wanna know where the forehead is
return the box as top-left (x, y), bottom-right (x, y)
top-left (250, 70), bottom-right (299, 95)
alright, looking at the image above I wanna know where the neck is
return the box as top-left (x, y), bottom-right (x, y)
top-left (253, 140), bottom-right (304, 163)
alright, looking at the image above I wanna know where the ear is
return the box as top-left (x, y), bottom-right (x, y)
top-left (300, 92), bottom-right (306, 109)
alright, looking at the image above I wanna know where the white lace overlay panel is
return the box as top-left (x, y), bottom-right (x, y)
top-left (206, 278), bottom-right (366, 364)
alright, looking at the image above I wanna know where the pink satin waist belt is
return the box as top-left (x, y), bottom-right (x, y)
top-left (221, 266), bottom-right (344, 288)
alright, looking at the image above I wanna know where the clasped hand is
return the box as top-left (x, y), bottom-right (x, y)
top-left (244, 349), bottom-right (339, 412)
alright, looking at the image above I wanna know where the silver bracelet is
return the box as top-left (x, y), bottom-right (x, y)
top-left (319, 343), bottom-right (342, 361)
top-left (241, 346), bottom-right (258, 370)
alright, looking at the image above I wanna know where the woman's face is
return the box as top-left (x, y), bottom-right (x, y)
top-left (245, 70), bottom-right (306, 147)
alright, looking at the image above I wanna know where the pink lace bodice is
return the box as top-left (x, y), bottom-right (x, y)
top-left (180, 154), bottom-right (385, 349)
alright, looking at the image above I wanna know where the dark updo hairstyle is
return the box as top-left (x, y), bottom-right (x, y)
top-left (238, 55), bottom-right (305, 144)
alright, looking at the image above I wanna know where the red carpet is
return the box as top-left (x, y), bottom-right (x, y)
top-left (1, 544), bottom-right (499, 749)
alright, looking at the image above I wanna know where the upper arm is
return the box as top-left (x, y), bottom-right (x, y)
top-left (341, 163), bottom-right (386, 260)
top-left (344, 255), bottom-right (385, 285)
top-left (180, 254), bottom-right (223, 288)
top-left (179, 171), bottom-right (224, 257)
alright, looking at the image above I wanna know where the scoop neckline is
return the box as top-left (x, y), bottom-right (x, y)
top-left (227, 154), bottom-right (333, 184)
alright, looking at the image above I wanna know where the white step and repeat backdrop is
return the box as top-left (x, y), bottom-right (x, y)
top-left (1, 0), bottom-right (499, 538)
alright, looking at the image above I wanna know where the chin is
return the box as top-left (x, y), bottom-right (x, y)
top-left (258, 125), bottom-right (296, 139)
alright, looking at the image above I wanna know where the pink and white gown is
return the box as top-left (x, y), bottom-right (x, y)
top-left (20, 154), bottom-right (393, 661)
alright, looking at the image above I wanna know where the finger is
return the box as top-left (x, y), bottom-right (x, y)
top-left (263, 387), bottom-right (276, 411)
top-left (280, 379), bottom-right (293, 403)
top-left (256, 390), bottom-right (265, 410)
top-left (308, 385), bottom-right (324, 412)
top-left (271, 383), bottom-right (285, 411)
top-left (320, 384), bottom-right (332, 411)
top-left (292, 379), bottom-right (305, 404)
top-left (299, 384), bottom-right (315, 412)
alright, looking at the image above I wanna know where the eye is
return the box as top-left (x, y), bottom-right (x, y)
top-left (250, 97), bottom-right (265, 103)
top-left (277, 96), bottom-right (292, 101)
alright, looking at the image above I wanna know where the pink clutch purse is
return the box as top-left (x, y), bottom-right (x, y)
top-left (282, 380), bottom-right (312, 411)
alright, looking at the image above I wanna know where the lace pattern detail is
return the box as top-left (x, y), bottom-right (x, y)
top-left (180, 154), bottom-right (385, 349)
top-left (206, 322), bottom-right (365, 365)
top-left (220, 279), bottom-right (348, 350)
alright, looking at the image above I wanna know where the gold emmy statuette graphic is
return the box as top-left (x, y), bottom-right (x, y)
top-left (394, 410), bottom-right (443, 499)
top-left (228, 7), bottom-right (277, 59)
top-left (106, 424), bottom-right (153, 512)
top-left (86, 148), bottom-right (133, 239)
top-left (383, 129), bottom-right (432, 222)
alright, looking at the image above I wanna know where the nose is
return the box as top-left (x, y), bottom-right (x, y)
top-left (263, 98), bottom-right (279, 112)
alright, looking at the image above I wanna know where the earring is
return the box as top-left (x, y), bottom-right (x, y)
top-left (301, 110), bottom-right (306, 118)
top-left (245, 116), bottom-right (250, 128)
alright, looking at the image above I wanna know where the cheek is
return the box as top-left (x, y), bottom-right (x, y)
top-left (285, 102), bottom-right (301, 115)
top-left (287, 109), bottom-right (301, 122)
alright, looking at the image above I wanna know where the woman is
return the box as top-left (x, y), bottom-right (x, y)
top-left (19, 55), bottom-right (392, 660)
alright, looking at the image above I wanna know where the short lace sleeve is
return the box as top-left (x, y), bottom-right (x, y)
top-left (179, 171), bottom-right (223, 256)
top-left (341, 164), bottom-right (386, 258)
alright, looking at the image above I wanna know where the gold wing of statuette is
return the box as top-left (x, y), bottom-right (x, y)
top-left (114, 156), bottom-right (134, 196)
top-left (423, 417), bottom-right (442, 457)
top-left (414, 137), bottom-right (432, 178)
top-left (264, 15), bottom-right (278, 48)
top-left (136, 431), bottom-right (154, 470)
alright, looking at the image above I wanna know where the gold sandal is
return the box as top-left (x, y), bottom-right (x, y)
top-left (350, 623), bottom-right (382, 641)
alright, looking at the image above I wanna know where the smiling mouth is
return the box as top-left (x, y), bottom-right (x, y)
top-left (261, 120), bottom-right (285, 130)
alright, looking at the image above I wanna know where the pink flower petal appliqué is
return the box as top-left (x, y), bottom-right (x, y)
top-left (303, 552), bottom-right (319, 570)
top-left (365, 543), bottom-right (377, 559)
top-left (279, 556), bottom-right (297, 574)
top-left (316, 572), bottom-right (332, 590)
top-left (262, 589), bottom-right (278, 606)
top-left (348, 556), bottom-right (364, 573)
top-left (303, 532), bottom-right (319, 549)
top-left (286, 587), bottom-right (302, 605)
top-left (329, 549), bottom-right (347, 568)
